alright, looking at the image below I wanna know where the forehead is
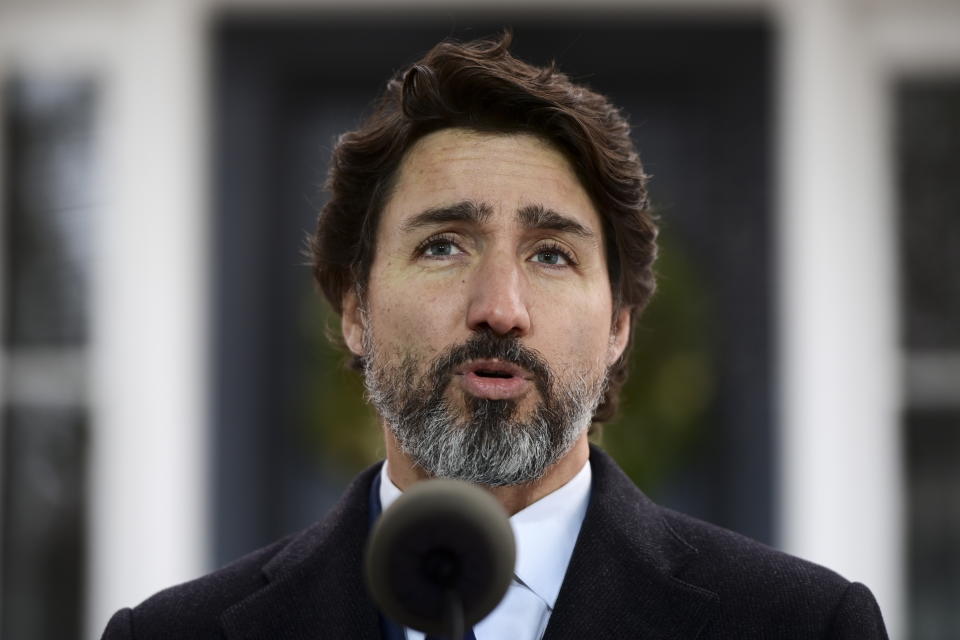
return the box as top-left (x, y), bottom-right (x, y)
top-left (381, 128), bottom-right (601, 233)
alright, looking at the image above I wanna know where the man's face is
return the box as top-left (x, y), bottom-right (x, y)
top-left (342, 128), bottom-right (630, 485)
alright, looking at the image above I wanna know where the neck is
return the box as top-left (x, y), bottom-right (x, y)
top-left (382, 428), bottom-right (590, 516)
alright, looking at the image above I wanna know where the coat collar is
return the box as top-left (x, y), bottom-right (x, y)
top-left (219, 447), bottom-right (718, 639)
top-left (542, 446), bottom-right (719, 639)
top-left (219, 462), bottom-right (384, 640)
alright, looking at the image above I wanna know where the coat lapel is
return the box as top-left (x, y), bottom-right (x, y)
top-left (543, 447), bottom-right (719, 639)
top-left (219, 464), bottom-right (384, 640)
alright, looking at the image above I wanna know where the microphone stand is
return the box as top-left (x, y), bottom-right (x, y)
top-left (443, 587), bottom-right (465, 640)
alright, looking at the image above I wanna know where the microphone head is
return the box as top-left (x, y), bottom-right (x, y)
top-left (364, 478), bottom-right (516, 635)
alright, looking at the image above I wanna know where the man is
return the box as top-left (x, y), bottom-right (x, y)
top-left (102, 33), bottom-right (888, 639)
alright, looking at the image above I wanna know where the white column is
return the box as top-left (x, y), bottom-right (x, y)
top-left (88, 1), bottom-right (210, 637)
top-left (775, 0), bottom-right (903, 635)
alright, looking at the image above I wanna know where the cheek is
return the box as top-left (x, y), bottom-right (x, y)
top-left (573, 318), bottom-right (614, 367)
top-left (532, 306), bottom-right (612, 374)
top-left (368, 275), bottom-right (464, 355)
top-left (578, 312), bottom-right (616, 370)
top-left (533, 281), bottom-right (612, 344)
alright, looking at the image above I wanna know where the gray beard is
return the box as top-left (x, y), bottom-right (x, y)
top-left (362, 329), bottom-right (607, 487)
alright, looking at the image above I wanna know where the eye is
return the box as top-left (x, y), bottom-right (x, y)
top-left (530, 244), bottom-right (575, 267)
top-left (417, 234), bottom-right (465, 259)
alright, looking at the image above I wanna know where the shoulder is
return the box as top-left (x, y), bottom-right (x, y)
top-left (659, 507), bottom-right (887, 637)
top-left (103, 535), bottom-right (293, 640)
top-left (590, 444), bottom-right (853, 599)
top-left (664, 506), bottom-right (846, 587)
top-left (101, 461), bottom-right (382, 640)
top-left (585, 446), bottom-right (887, 637)
top-left (662, 507), bottom-right (846, 603)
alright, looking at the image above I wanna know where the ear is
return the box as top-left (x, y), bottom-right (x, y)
top-left (607, 306), bottom-right (632, 366)
top-left (341, 289), bottom-right (366, 357)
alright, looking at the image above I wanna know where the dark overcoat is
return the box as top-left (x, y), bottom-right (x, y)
top-left (101, 447), bottom-right (888, 639)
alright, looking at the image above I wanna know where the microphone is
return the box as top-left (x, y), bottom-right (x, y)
top-left (365, 478), bottom-right (516, 637)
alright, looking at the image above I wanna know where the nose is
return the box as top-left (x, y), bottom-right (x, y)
top-left (465, 257), bottom-right (531, 337)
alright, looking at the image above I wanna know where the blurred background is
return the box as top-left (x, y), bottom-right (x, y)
top-left (0, 0), bottom-right (957, 638)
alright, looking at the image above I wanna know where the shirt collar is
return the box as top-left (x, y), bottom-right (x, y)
top-left (379, 458), bottom-right (592, 610)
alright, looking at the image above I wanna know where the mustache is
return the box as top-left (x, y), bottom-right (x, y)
top-left (426, 330), bottom-right (552, 396)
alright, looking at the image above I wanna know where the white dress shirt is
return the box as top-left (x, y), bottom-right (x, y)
top-left (379, 460), bottom-right (592, 640)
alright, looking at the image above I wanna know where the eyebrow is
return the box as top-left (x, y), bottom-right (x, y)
top-left (400, 201), bottom-right (493, 233)
top-left (517, 204), bottom-right (595, 239)
top-left (400, 200), bottom-right (596, 240)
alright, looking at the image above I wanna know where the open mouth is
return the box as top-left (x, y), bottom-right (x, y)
top-left (456, 359), bottom-right (531, 379)
top-left (455, 360), bottom-right (533, 400)
top-left (474, 369), bottom-right (514, 379)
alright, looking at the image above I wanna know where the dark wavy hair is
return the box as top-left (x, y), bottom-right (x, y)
top-left (309, 32), bottom-right (657, 423)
